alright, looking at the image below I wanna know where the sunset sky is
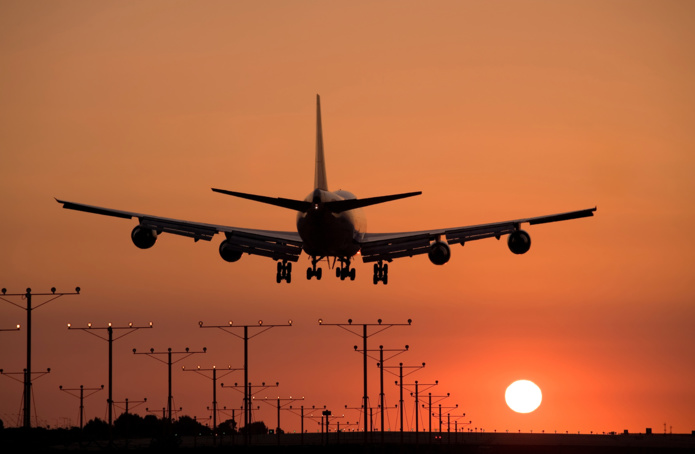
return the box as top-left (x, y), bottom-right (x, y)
top-left (1, 1), bottom-right (694, 435)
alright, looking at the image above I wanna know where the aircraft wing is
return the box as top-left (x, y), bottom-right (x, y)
top-left (358, 207), bottom-right (596, 263)
top-left (55, 199), bottom-right (304, 262)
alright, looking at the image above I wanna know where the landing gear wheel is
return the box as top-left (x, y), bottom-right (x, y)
top-left (349, 268), bottom-right (356, 281)
top-left (372, 261), bottom-right (389, 285)
top-left (316, 268), bottom-right (322, 280)
top-left (276, 260), bottom-right (292, 283)
top-left (307, 267), bottom-right (313, 280)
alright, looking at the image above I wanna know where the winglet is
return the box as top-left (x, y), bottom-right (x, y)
top-left (314, 94), bottom-right (328, 191)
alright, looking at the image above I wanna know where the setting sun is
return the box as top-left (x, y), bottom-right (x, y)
top-left (505, 380), bottom-right (542, 414)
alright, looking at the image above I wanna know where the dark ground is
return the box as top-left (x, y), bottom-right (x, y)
top-left (2, 428), bottom-right (694, 453)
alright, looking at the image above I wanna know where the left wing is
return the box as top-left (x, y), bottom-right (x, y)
top-left (359, 207), bottom-right (596, 263)
top-left (55, 199), bottom-right (303, 262)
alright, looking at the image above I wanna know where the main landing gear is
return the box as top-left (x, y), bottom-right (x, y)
top-left (373, 261), bottom-right (388, 285)
top-left (276, 260), bottom-right (292, 283)
top-left (336, 258), bottom-right (356, 281)
top-left (307, 256), bottom-right (323, 280)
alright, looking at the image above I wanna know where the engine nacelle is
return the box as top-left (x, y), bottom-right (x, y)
top-left (131, 225), bottom-right (157, 249)
top-left (219, 240), bottom-right (243, 263)
top-left (507, 230), bottom-right (531, 255)
top-left (428, 241), bottom-right (451, 265)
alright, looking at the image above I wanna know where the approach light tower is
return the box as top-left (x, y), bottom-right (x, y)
top-left (199, 319), bottom-right (292, 430)
top-left (1, 287), bottom-right (81, 429)
top-left (318, 318), bottom-right (412, 441)
top-left (133, 347), bottom-right (207, 423)
top-left (68, 321), bottom-right (153, 430)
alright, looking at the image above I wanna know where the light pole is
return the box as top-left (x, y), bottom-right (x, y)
top-left (1, 286), bottom-right (81, 428)
top-left (182, 365), bottom-right (241, 434)
top-left (388, 362), bottom-right (425, 439)
top-left (426, 392), bottom-right (450, 434)
top-left (256, 395), bottom-right (304, 442)
top-left (408, 379), bottom-right (438, 442)
top-left (318, 318), bottom-right (412, 442)
top-left (355, 344), bottom-right (408, 437)
top-left (133, 347), bottom-right (206, 423)
top-left (68, 321), bottom-right (153, 432)
top-left (59, 384), bottom-right (104, 429)
top-left (199, 319), bottom-right (292, 432)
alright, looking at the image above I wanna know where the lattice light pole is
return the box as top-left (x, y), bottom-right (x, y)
top-left (67, 321), bottom-right (153, 430)
top-left (59, 384), bottom-right (104, 429)
top-left (1, 286), bottom-right (80, 428)
top-left (318, 318), bottom-right (412, 441)
top-left (199, 319), bottom-right (292, 431)
top-left (182, 365), bottom-right (241, 434)
top-left (133, 347), bottom-right (207, 423)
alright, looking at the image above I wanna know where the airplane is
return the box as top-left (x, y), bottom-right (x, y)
top-left (56, 95), bottom-right (596, 285)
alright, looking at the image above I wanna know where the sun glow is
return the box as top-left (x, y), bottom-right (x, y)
top-left (505, 380), bottom-right (542, 413)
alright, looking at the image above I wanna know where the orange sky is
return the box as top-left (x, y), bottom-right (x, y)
top-left (1, 0), bottom-right (694, 435)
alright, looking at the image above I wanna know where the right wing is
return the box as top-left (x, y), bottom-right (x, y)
top-left (359, 207), bottom-right (596, 262)
top-left (55, 199), bottom-right (303, 262)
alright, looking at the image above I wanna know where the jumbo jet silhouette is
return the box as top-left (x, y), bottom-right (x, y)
top-left (57, 95), bottom-right (596, 284)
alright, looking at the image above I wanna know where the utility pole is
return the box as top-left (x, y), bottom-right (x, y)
top-left (133, 347), bottom-right (206, 422)
top-left (199, 319), bottom-right (292, 432)
top-left (1, 286), bottom-right (81, 429)
top-left (318, 318), bottom-right (412, 443)
top-left (59, 385), bottom-right (104, 429)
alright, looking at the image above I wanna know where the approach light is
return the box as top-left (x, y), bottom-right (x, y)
top-left (198, 321), bottom-right (203, 327)
top-left (129, 322), bottom-right (133, 327)
top-left (1, 289), bottom-right (5, 295)
top-left (258, 320), bottom-right (263, 326)
top-left (108, 322), bottom-right (112, 327)
top-left (51, 287), bottom-right (56, 294)
top-left (75, 287), bottom-right (80, 294)
top-left (318, 319), bottom-right (323, 325)
top-left (88, 323), bottom-right (92, 328)
top-left (203, 347), bottom-right (207, 352)
top-left (378, 319), bottom-right (382, 324)
top-left (348, 319), bottom-right (352, 324)
top-left (407, 319), bottom-right (412, 325)
top-left (67, 323), bottom-right (71, 328)
top-left (149, 321), bottom-right (153, 327)
top-left (288, 319), bottom-right (292, 326)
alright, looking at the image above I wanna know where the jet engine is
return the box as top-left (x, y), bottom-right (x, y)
top-left (428, 241), bottom-right (451, 265)
top-left (507, 230), bottom-right (531, 255)
top-left (131, 225), bottom-right (157, 249)
top-left (219, 240), bottom-right (243, 262)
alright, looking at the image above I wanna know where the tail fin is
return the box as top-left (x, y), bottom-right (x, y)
top-left (314, 94), bottom-right (329, 191)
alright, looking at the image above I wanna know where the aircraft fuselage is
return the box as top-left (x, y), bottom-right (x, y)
top-left (297, 188), bottom-right (366, 258)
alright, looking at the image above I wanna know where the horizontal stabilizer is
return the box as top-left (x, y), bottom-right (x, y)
top-left (212, 188), bottom-right (311, 212)
top-left (324, 191), bottom-right (422, 213)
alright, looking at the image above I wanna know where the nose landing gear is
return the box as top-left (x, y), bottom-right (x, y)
top-left (336, 258), bottom-right (356, 281)
top-left (373, 261), bottom-right (388, 285)
top-left (307, 256), bottom-right (323, 280)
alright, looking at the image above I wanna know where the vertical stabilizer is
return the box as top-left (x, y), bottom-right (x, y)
top-left (314, 94), bottom-right (328, 191)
